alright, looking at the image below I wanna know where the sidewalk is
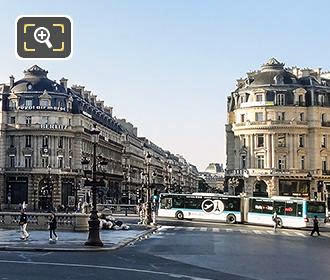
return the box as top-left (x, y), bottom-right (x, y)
top-left (0, 226), bottom-right (156, 252)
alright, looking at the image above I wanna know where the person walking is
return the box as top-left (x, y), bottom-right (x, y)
top-left (310, 215), bottom-right (320, 236)
top-left (49, 212), bottom-right (58, 241)
top-left (19, 209), bottom-right (29, 240)
top-left (272, 210), bottom-right (278, 232)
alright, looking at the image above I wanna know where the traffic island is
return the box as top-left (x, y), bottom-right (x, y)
top-left (0, 226), bottom-right (157, 252)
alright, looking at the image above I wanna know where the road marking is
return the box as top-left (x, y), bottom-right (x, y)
top-left (212, 228), bottom-right (220, 232)
top-left (174, 227), bottom-right (183, 231)
top-left (185, 227), bottom-right (196, 231)
top-left (281, 231), bottom-right (294, 236)
top-left (253, 230), bottom-right (262, 234)
top-left (267, 230), bottom-right (276, 235)
top-left (159, 226), bottom-right (175, 231)
top-left (200, 227), bottom-right (208, 232)
top-left (293, 232), bottom-right (306, 237)
top-left (226, 229), bottom-right (233, 232)
top-left (0, 260), bottom-right (215, 280)
top-left (239, 229), bottom-right (248, 234)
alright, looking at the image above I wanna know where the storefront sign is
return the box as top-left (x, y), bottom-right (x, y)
top-left (18, 105), bottom-right (66, 112)
top-left (40, 124), bottom-right (68, 129)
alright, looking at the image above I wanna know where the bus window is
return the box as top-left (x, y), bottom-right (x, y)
top-left (185, 197), bottom-right (203, 209)
top-left (262, 201), bottom-right (274, 214)
top-left (225, 198), bottom-right (240, 211)
top-left (274, 201), bottom-right (285, 215)
top-left (307, 201), bottom-right (326, 214)
top-left (250, 199), bottom-right (263, 213)
top-left (173, 196), bottom-right (185, 208)
top-left (297, 203), bottom-right (303, 217)
top-left (161, 197), bottom-right (172, 209)
top-left (285, 202), bottom-right (297, 216)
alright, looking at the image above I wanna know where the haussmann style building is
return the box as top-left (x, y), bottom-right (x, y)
top-left (226, 58), bottom-right (330, 211)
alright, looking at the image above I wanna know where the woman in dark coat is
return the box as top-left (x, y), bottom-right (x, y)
top-left (49, 212), bottom-right (58, 241)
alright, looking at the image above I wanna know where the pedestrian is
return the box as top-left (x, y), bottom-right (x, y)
top-left (48, 212), bottom-right (58, 241)
top-left (310, 215), bottom-right (320, 237)
top-left (272, 210), bottom-right (278, 232)
top-left (19, 209), bottom-right (29, 240)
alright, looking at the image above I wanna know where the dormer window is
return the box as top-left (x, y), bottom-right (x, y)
top-left (25, 99), bottom-right (32, 106)
top-left (256, 94), bottom-right (263, 102)
top-left (27, 84), bottom-right (33, 90)
top-left (276, 94), bottom-right (285, 106)
top-left (40, 100), bottom-right (49, 107)
top-left (318, 95), bottom-right (325, 106)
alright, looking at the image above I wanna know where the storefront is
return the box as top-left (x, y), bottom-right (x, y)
top-left (279, 180), bottom-right (310, 198)
top-left (6, 177), bottom-right (28, 207)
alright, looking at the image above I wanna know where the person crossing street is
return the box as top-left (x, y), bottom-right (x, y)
top-left (19, 209), bottom-right (29, 240)
top-left (310, 215), bottom-right (321, 237)
top-left (272, 210), bottom-right (278, 232)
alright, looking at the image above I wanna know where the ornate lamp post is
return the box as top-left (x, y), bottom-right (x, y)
top-left (81, 124), bottom-right (108, 247)
top-left (228, 178), bottom-right (239, 195)
top-left (166, 164), bottom-right (172, 192)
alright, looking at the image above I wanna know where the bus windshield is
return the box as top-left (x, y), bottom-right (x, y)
top-left (307, 201), bottom-right (326, 214)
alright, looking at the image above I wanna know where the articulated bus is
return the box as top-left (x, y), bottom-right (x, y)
top-left (158, 193), bottom-right (327, 228)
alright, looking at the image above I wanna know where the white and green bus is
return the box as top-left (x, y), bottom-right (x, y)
top-left (158, 193), bottom-right (327, 228)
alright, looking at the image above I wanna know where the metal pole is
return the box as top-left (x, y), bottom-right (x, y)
top-left (85, 139), bottom-right (103, 247)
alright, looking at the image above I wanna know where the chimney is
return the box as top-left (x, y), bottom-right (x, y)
top-left (9, 75), bottom-right (15, 89)
top-left (60, 77), bottom-right (68, 91)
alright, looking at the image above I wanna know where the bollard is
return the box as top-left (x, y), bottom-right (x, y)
top-left (125, 207), bottom-right (128, 216)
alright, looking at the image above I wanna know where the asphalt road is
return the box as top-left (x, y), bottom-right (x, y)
top-left (0, 220), bottom-right (329, 280)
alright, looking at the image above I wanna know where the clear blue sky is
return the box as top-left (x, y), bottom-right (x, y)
top-left (1, 0), bottom-right (330, 171)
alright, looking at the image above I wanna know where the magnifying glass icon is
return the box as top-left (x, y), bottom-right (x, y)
top-left (34, 27), bottom-right (53, 49)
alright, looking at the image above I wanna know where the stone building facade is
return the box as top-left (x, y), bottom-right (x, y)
top-left (0, 65), bottom-right (199, 210)
top-left (226, 58), bottom-right (330, 209)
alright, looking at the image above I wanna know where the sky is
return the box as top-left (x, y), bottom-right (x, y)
top-left (1, 0), bottom-right (330, 171)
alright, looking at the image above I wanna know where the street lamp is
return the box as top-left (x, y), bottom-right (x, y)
top-left (167, 164), bottom-right (172, 192)
top-left (228, 178), bottom-right (239, 195)
top-left (82, 124), bottom-right (108, 247)
top-left (144, 152), bottom-right (152, 224)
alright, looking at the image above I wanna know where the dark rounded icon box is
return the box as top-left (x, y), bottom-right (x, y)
top-left (16, 15), bottom-right (73, 60)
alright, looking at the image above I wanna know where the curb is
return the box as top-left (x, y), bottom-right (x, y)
top-left (0, 226), bottom-right (158, 252)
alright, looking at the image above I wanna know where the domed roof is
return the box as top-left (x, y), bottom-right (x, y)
top-left (11, 65), bottom-right (66, 94)
top-left (205, 163), bottom-right (223, 174)
top-left (250, 58), bottom-right (297, 86)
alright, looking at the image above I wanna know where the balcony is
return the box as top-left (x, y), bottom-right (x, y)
top-left (321, 121), bottom-right (330, 127)
top-left (322, 170), bottom-right (330, 175)
top-left (240, 101), bottom-right (274, 108)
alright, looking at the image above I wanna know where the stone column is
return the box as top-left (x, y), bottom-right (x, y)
top-left (250, 135), bottom-right (255, 168)
top-left (267, 134), bottom-right (272, 168)
top-left (271, 133), bottom-right (275, 168)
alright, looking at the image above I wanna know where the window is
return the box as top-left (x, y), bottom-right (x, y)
top-left (69, 157), bottom-right (72, 169)
top-left (9, 156), bottom-right (15, 168)
top-left (257, 155), bottom-right (264, 169)
top-left (298, 95), bottom-right (304, 105)
top-left (25, 116), bottom-right (32, 126)
top-left (321, 113), bottom-right (326, 123)
top-left (301, 156), bottom-right (305, 170)
top-left (10, 116), bottom-right (15, 124)
top-left (42, 136), bottom-right (49, 147)
top-left (25, 99), bottom-right (32, 106)
top-left (42, 157), bottom-right (49, 168)
top-left (278, 134), bottom-right (286, 147)
top-left (58, 157), bottom-right (63, 168)
top-left (9, 136), bottom-right (14, 146)
top-left (255, 112), bottom-right (263, 121)
top-left (257, 135), bottom-right (264, 147)
top-left (160, 197), bottom-right (173, 209)
top-left (322, 135), bottom-right (327, 148)
top-left (185, 198), bottom-right (203, 209)
top-left (58, 117), bottom-right (63, 125)
top-left (277, 112), bottom-right (285, 121)
top-left (241, 155), bottom-right (246, 169)
top-left (274, 201), bottom-right (285, 215)
top-left (40, 99), bottom-right (49, 107)
top-left (58, 136), bottom-right (63, 148)
top-left (299, 112), bottom-right (304, 121)
top-left (172, 196), bottom-right (184, 208)
top-left (297, 204), bottom-right (303, 217)
top-left (299, 135), bottom-right (305, 147)
top-left (42, 116), bottom-right (49, 124)
top-left (278, 157), bottom-right (286, 170)
top-left (9, 100), bottom-right (16, 110)
top-left (277, 94), bottom-right (285, 106)
top-left (256, 94), bottom-right (263, 102)
top-left (240, 114), bottom-right (245, 123)
top-left (68, 138), bottom-right (72, 149)
top-left (322, 157), bottom-right (327, 171)
top-left (224, 198), bottom-right (240, 211)
top-left (25, 135), bottom-right (31, 147)
top-left (285, 201), bottom-right (297, 216)
top-left (25, 156), bottom-right (32, 168)
top-left (318, 95), bottom-right (325, 106)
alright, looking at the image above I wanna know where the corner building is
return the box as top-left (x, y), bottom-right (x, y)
top-left (226, 58), bottom-right (330, 209)
top-left (0, 65), bottom-right (123, 210)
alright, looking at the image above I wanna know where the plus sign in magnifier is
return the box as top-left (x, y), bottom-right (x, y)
top-left (34, 27), bottom-right (53, 48)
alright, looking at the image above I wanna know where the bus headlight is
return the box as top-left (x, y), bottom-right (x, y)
top-left (304, 218), bottom-right (309, 223)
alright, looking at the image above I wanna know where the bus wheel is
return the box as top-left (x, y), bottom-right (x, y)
top-left (276, 218), bottom-right (283, 228)
top-left (226, 214), bottom-right (236, 224)
top-left (176, 211), bottom-right (184, 220)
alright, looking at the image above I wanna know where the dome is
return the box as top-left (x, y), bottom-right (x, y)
top-left (205, 163), bottom-right (223, 174)
top-left (250, 58), bottom-right (297, 86)
top-left (11, 65), bottom-right (66, 94)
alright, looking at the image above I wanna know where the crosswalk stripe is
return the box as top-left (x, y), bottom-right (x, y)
top-left (253, 230), bottom-right (262, 234)
top-left (282, 231), bottom-right (294, 236)
top-left (239, 230), bottom-right (248, 234)
top-left (293, 232), bottom-right (306, 237)
top-left (267, 230), bottom-right (276, 235)
top-left (200, 227), bottom-right (207, 232)
top-left (212, 228), bottom-right (220, 232)
top-left (322, 232), bottom-right (330, 237)
top-left (185, 227), bottom-right (195, 231)
top-left (174, 227), bottom-right (183, 231)
top-left (226, 229), bottom-right (233, 232)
